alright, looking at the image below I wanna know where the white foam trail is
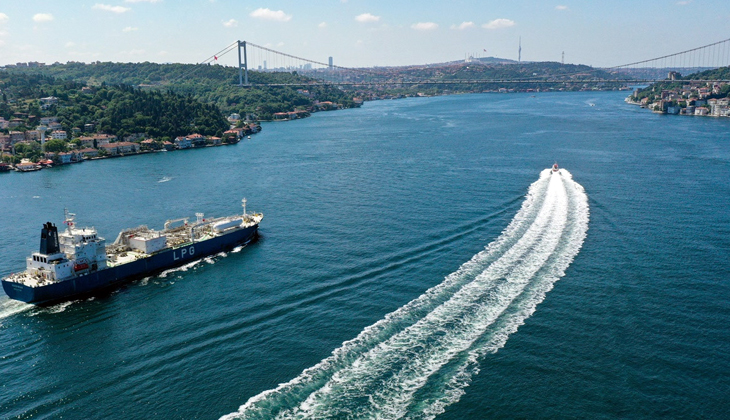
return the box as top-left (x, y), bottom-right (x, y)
top-left (156, 244), bottom-right (243, 277)
top-left (43, 300), bottom-right (76, 314)
top-left (221, 169), bottom-right (589, 420)
top-left (157, 259), bottom-right (204, 278)
top-left (0, 298), bottom-right (34, 325)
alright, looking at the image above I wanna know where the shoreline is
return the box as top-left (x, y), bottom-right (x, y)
top-left (2, 133), bottom-right (258, 173)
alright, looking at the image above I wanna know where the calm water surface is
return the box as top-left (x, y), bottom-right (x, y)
top-left (0, 92), bottom-right (728, 419)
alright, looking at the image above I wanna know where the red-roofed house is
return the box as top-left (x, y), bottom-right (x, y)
top-left (116, 141), bottom-right (140, 154)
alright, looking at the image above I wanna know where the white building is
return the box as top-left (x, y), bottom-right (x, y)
top-left (174, 136), bottom-right (192, 149)
top-left (40, 97), bottom-right (59, 110)
top-left (51, 130), bottom-right (68, 140)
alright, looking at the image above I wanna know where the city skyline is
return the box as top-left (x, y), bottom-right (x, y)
top-left (0, 0), bottom-right (729, 69)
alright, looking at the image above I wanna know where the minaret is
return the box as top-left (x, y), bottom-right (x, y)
top-left (562, 51), bottom-right (565, 65)
top-left (518, 37), bottom-right (522, 62)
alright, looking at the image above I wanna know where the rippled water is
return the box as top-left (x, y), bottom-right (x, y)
top-left (1, 92), bottom-right (729, 419)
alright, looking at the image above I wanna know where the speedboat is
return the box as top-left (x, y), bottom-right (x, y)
top-left (551, 163), bottom-right (559, 173)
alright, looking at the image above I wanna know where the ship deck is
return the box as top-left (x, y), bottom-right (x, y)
top-left (4, 272), bottom-right (53, 288)
top-left (106, 250), bottom-right (146, 267)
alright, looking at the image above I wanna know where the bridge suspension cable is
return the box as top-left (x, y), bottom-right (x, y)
top-left (218, 37), bottom-right (730, 87)
top-left (608, 37), bottom-right (730, 70)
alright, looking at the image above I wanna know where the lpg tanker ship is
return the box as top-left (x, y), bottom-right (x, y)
top-left (2, 199), bottom-right (262, 304)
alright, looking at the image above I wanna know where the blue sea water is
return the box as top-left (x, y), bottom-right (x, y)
top-left (0, 91), bottom-right (728, 419)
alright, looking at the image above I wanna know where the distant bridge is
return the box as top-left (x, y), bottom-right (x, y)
top-left (254, 79), bottom-right (730, 87)
top-left (200, 38), bottom-right (730, 88)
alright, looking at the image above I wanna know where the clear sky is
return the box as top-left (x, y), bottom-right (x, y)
top-left (0, 0), bottom-right (728, 68)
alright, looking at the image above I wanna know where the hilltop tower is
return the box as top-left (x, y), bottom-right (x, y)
top-left (518, 37), bottom-right (522, 62)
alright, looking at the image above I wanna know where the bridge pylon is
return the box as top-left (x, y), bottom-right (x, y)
top-left (237, 40), bottom-right (249, 87)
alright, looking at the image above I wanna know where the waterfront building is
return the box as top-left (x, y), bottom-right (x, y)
top-left (116, 142), bottom-right (140, 154)
top-left (79, 134), bottom-right (117, 148)
top-left (57, 152), bottom-right (74, 164)
top-left (224, 129), bottom-right (244, 140)
top-left (186, 134), bottom-right (206, 147)
top-left (174, 137), bottom-right (192, 149)
top-left (98, 143), bottom-right (119, 155)
top-left (140, 139), bottom-right (157, 150)
top-left (77, 148), bottom-right (99, 158)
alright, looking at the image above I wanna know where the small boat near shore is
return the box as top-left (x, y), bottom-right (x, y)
top-left (15, 162), bottom-right (42, 172)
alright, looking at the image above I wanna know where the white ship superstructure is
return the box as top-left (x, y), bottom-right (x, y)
top-left (18, 210), bottom-right (108, 287)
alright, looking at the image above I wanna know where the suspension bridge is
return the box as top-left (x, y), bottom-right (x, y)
top-left (197, 38), bottom-right (730, 88)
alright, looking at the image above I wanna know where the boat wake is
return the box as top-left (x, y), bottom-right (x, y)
top-left (158, 176), bottom-right (173, 183)
top-left (156, 244), bottom-right (247, 279)
top-left (220, 168), bottom-right (589, 420)
top-left (33, 300), bottom-right (77, 315)
top-left (0, 298), bottom-right (34, 325)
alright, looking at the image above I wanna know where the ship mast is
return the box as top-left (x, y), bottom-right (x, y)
top-left (64, 208), bottom-right (76, 234)
top-left (242, 198), bottom-right (247, 217)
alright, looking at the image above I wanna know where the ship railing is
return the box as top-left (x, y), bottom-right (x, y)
top-left (112, 225), bottom-right (150, 246)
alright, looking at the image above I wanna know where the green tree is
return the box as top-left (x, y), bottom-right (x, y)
top-left (44, 139), bottom-right (67, 153)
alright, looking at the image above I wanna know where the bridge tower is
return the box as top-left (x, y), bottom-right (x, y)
top-left (237, 40), bottom-right (249, 86)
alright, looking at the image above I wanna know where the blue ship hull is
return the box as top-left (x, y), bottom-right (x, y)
top-left (2, 224), bottom-right (258, 305)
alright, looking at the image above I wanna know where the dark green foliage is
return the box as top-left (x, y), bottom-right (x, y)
top-left (684, 66), bottom-right (730, 81)
top-left (0, 71), bottom-right (228, 138)
top-left (5, 62), bottom-right (357, 119)
top-left (12, 141), bottom-right (42, 162)
top-left (44, 139), bottom-right (67, 153)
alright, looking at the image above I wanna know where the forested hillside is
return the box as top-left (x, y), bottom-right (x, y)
top-left (0, 72), bottom-right (228, 138)
top-left (7, 62), bottom-right (358, 119)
